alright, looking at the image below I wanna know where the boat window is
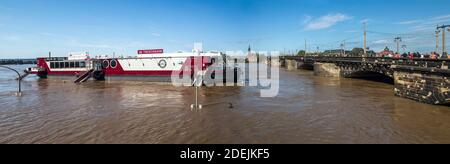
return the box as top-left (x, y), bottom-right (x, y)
top-left (65, 62), bottom-right (69, 68)
top-left (110, 60), bottom-right (117, 68)
top-left (80, 61), bottom-right (86, 68)
top-left (102, 60), bottom-right (109, 68)
top-left (70, 62), bottom-right (75, 68)
top-left (75, 62), bottom-right (80, 68)
top-left (55, 62), bottom-right (60, 68)
top-left (50, 62), bottom-right (55, 68)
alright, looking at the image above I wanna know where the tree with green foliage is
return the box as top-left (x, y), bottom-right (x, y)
top-left (351, 48), bottom-right (365, 57)
top-left (297, 50), bottom-right (306, 56)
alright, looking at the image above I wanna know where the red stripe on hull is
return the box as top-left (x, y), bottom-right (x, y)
top-left (45, 70), bottom-right (226, 77)
top-left (35, 56), bottom-right (221, 78)
top-left (47, 71), bottom-right (85, 75)
top-left (106, 70), bottom-right (181, 76)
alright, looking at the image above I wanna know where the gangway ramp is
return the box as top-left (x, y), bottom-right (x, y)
top-left (74, 69), bottom-right (94, 83)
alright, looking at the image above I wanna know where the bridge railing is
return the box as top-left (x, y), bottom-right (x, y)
top-left (281, 56), bottom-right (449, 70)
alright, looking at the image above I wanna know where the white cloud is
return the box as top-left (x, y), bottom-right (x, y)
top-left (409, 25), bottom-right (434, 32)
top-left (395, 19), bottom-right (422, 25)
top-left (372, 39), bottom-right (390, 44)
top-left (151, 33), bottom-right (161, 37)
top-left (395, 14), bottom-right (450, 32)
top-left (303, 13), bottom-right (352, 31)
top-left (431, 14), bottom-right (450, 21)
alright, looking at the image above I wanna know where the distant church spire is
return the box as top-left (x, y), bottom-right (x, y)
top-left (248, 45), bottom-right (251, 52)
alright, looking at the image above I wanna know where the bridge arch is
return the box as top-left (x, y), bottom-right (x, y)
top-left (341, 70), bottom-right (394, 84)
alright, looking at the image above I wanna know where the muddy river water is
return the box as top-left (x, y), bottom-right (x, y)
top-left (0, 65), bottom-right (449, 143)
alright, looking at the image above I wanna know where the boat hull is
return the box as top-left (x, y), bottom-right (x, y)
top-left (28, 53), bottom-right (241, 84)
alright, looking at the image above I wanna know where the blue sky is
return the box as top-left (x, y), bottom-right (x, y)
top-left (1, 0), bottom-right (450, 58)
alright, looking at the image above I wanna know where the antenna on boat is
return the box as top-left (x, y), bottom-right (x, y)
top-left (194, 42), bottom-right (203, 54)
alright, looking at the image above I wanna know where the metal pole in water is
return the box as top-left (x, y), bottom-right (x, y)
top-left (191, 72), bottom-right (202, 110)
top-left (191, 78), bottom-right (203, 110)
top-left (196, 85), bottom-right (198, 109)
top-left (0, 65), bottom-right (22, 95)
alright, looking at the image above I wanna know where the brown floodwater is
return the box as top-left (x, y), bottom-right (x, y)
top-left (0, 64), bottom-right (449, 144)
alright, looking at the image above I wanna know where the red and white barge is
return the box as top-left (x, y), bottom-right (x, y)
top-left (27, 49), bottom-right (240, 84)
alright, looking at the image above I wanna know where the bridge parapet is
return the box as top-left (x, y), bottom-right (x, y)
top-left (309, 57), bottom-right (449, 69)
top-left (281, 56), bottom-right (449, 68)
top-left (280, 56), bottom-right (450, 105)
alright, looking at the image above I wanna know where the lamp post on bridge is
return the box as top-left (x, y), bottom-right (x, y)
top-left (363, 22), bottom-right (368, 62)
top-left (437, 24), bottom-right (450, 58)
top-left (0, 65), bottom-right (22, 96)
top-left (394, 37), bottom-right (402, 54)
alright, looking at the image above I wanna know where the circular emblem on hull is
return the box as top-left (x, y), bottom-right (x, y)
top-left (158, 59), bottom-right (167, 68)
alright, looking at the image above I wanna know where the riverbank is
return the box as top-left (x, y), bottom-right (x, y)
top-left (0, 59), bottom-right (37, 65)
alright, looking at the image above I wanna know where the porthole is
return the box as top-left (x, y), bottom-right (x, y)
top-left (158, 59), bottom-right (167, 68)
top-left (110, 60), bottom-right (118, 68)
top-left (102, 60), bottom-right (110, 68)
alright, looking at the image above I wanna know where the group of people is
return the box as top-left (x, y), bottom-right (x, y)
top-left (382, 52), bottom-right (449, 59)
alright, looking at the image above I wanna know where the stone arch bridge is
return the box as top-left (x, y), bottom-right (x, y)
top-left (280, 56), bottom-right (450, 105)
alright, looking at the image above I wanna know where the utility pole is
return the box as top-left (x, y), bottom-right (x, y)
top-left (437, 24), bottom-right (450, 57)
top-left (444, 26), bottom-right (446, 56)
top-left (363, 22), bottom-right (367, 56)
top-left (340, 40), bottom-right (346, 57)
top-left (344, 40), bottom-right (346, 57)
top-left (394, 37), bottom-right (402, 54)
top-left (304, 39), bottom-right (307, 56)
top-left (436, 29), bottom-right (440, 53)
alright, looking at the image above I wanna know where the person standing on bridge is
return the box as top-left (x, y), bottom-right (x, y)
top-left (431, 52), bottom-right (437, 59)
